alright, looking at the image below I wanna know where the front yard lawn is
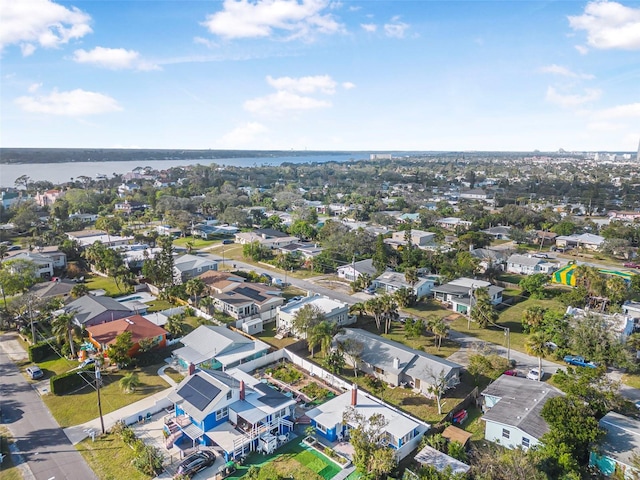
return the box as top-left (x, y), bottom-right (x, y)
top-left (42, 364), bottom-right (171, 427)
top-left (76, 432), bottom-right (149, 480)
top-left (144, 299), bottom-right (175, 312)
top-left (173, 237), bottom-right (217, 249)
top-left (85, 275), bottom-right (126, 296)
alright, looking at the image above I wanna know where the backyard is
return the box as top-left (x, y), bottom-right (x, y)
top-left (84, 274), bottom-right (127, 297)
top-left (76, 432), bottom-right (150, 480)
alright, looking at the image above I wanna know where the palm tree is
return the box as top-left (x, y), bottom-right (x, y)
top-left (51, 313), bottom-right (77, 359)
top-left (71, 283), bottom-right (89, 299)
top-left (349, 302), bottom-right (367, 320)
top-left (165, 314), bottom-right (187, 338)
top-left (185, 278), bottom-right (206, 308)
top-left (525, 331), bottom-right (552, 381)
top-left (119, 372), bottom-right (140, 393)
top-left (404, 267), bottom-right (418, 288)
top-left (380, 294), bottom-right (399, 334)
top-left (199, 296), bottom-right (214, 315)
top-left (428, 318), bottom-right (450, 350)
top-left (365, 297), bottom-right (385, 331)
top-left (307, 321), bottom-right (333, 358)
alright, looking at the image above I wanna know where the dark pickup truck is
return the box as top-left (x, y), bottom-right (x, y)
top-left (563, 355), bottom-right (597, 368)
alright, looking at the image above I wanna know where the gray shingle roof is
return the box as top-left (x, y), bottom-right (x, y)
top-left (66, 295), bottom-right (133, 325)
top-left (173, 254), bottom-right (217, 273)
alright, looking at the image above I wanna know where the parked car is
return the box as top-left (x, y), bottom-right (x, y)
top-left (176, 450), bottom-right (216, 477)
top-left (563, 355), bottom-right (597, 368)
top-left (222, 239), bottom-right (234, 245)
top-left (26, 365), bottom-right (43, 379)
top-left (503, 369), bottom-right (518, 377)
top-left (527, 368), bottom-right (544, 381)
top-left (364, 286), bottom-right (376, 294)
top-left (7, 245), bottom-right (20, 251)
top-left (623, 262), bottom-right (640, 269)
top-left (79, 358), bottom-right (96, 368)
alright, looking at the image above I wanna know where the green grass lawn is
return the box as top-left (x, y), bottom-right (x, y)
top-left (172, 237), bottom-right (217, 249)
top-left (163, 367), bottom-right (184, 384)
top-left (76, 432), bottom-right (149, 480)
top-left (403, 299), bottom-right (459, 321)
top-left (35, 354), bottom-right (79, 378)
top-left (42, 364), bottom-right (171, 427)
top-left (622, 373), bottom-right (640, 389)
top-left (85, 274), bottom-right (126, 297)
top-left (229, 441), bottom-right (341, 480)
top-left (257, 323), bottom-right (298, 350)
top-left (144, 299), bottom-right (175, 312)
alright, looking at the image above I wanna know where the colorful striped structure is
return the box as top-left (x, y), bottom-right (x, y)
top-left (551, 263), bottom-right (634, 286)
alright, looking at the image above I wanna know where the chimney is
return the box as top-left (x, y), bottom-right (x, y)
top-left (188, 363), bottom-right (196, 375)
top-left (240, 380), bottom-right (245, 401)
top-left (393, 357), bottom-right (400, 369)
top-left (351, 383), bottom-right (358, 406)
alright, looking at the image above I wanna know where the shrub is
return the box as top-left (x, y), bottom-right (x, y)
top-left (131, 443), bottom-right (163, 475)
top-left (28, 342), bottom-right (55, 363)
top-left (50, 365), bottom-right (94, 395)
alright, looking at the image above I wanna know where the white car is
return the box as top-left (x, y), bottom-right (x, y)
top-left (527, 368), bottom-right (544, 381)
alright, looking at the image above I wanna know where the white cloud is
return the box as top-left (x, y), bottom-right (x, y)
top-left (575, 45), bottom-right (589, 55)
top-left (598, 102), bottom-right (640, 119)
top-left (361, 23), bottom-right (377, 33)
top-left (384, 17), bottom-right (409, 38)
top-left (342, 81), bottom-right (355, 90)
top-left (546, 86), bottom-right (601, 108)
top-left (201, 0), bottom-right (344, 40)
top-left (15, 88), bottom-right (122, 116)
top-left (244, 90), bottom-right (331, 114)
top-left (0, 0), bottom-right (92, 55)
top-left (73, 47), bottom-right (159, 71)
top-left (266, 74), bottom-right (337, 94)
top-left (569, 1), bottom-right (640, 50)
top-left (220, 122), bottom-right (269, 147)
top-left (28, 83), bottom-right (42, 93)
top-left (539, 64), bottom-right (594, 79)
top-left (194, 36), bottom-right (218, 48)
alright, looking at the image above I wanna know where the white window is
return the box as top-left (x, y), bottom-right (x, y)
top-left (402, 431), bottom-right (414, 444)
top-left (226, 391), bottom-right (232, 400)
top-left (316, 423), bottom-right (327, 433)
top-left (522, 437), bottom-right (530, 448)
top-left (502, 428), bottom-right (510, 439)
top-left (216, 407), bottom-right (229, 421)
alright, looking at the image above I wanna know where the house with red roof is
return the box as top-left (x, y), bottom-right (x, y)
top-left (86, 314), bottom-right (168, 357)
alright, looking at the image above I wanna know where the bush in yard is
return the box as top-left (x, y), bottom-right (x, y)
top-left (28, 342), bottom-right (54, 363)
top-left (50, 365), bottom-right (94, 395)
top-left (132, 441), bottom-right (164, 475)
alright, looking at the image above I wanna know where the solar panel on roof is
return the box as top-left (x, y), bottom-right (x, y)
top-left (235, 287), bottom-right (266, 302)
top-left (176, 375), bottom-right (221, 411)
top-left (254, 383), bottom-right (289, 408)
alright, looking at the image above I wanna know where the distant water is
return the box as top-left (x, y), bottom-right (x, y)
top-left (0, 153), bottom-right (370, 188)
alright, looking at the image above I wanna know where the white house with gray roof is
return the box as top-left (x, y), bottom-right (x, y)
top-left (373, 271), bottom-right (436, 299)
top-left (173, 254), bottom-right (218, 284)
top-left (556, 233), bottom-right (605, 251)
top-left (276, 295), bottom-right (353, 337)
top-left (333, 328), bottom-right (462, 395)
top-left (506, 254), bottom-right (557, 275)
top-left (173, 325), bottom-right (269, 371)
top-left (431, 277), bottom-right (503, 315)
top-left (590, 412), bottom-right (640, 478)
top-left (336, 258), bottom-right (377, 282)
top-left (481, 375), bottom-right (563, 450)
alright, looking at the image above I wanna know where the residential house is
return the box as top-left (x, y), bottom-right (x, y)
top-left (276, 295), bottom-right (354, 337)
top-left (505, 254), bottom-right (557, 275)
top-left (211, 282), bottom-right (285, 330)
top-left (66, 230), bottom-right (133, 248)
top-left (432, 277), bottom-right (503, 315)
top-left (275, 242), bottom-right (323, 260)
top-left (191, 224), bottom-right (238, 239)
top-left (470, 247), bottom-right (510, 272)
top-left (34, 189), bottom-right (64, 207)
top-left (460, 188), bottom-right (491, 201)
top-left (373, 271), bottom-right (436, 299)
top-left (172, 325), bottom-right (269, 371)
top-left (307, 384), bottom-right (429, 461)
top-left (609, 211), bottom-right (640, 223)
top-left (29, 279), bottom-right (75, 302)
top-left (385, 229), bottom-right (436, 250)
top-left (534, 230), bottom-right (558, 246)
top-left (234, 228), bottom-right (299, 249)
top-left (114, 200), bottom-right (149, 215)
top-left (333, 329), bottom-right (462, 395)
top-left (65, 295), bottom-right (135, 327)
top-left (481, 226), bottom-right (512, 240)
top-left (336, 258), bottom-right (377, 282)
top-left (1, 190), bottom-right (21, 210)
top-left (166, 368), bottom-right (296, 460)
top-left (481, 375), bottom-right (563, 450)
top-left (436, 217), bottom-right (472, 230)
top-left (155, 225), bottom-right (182, 237)
top-left (197, 271), bottom-right (246, 295)
top-left (8, 252), bottom-right (55, 278)
top-left (86, 314), bottom-right (168, 357)
top-left (5, 245), bottom-right (69, 270)
top-left (117, 182), bottom-right (140, 195)
top-left (556, 233), bottom-right (605, 251)
top-left (590, 412), bottom-right (640, 478)
top-left (173, 254), bottom-right (218, 284)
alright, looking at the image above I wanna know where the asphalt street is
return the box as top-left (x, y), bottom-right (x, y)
top-left (0, 334), bottom-right (98, 480)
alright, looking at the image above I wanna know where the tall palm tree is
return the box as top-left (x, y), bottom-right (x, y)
top-left (349, 302), bottom-right (367, 320)
top-left (185, 278), bottom-right (206, 308)
top-left (119, 372), bottom-right (140, 393)
top-left (428, 318), bottom-right (450, 350)
top-left (165, 314), bottom-right (187, 338)
top-left (404, 267), bottom-right (418, 288)
top-left (51, 313), bottom-right (77, 359)
top-left (380, 294), bottom-right (399, 334)
top-left (307, 321), bottom-right (335, 358)
top-left (199, 296), bottom-right (214, 315)
top-left (365, 297), bottom-right (385, 332)
top-left (525, 331), bottom-right (552, 381)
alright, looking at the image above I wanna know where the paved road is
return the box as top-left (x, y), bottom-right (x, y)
top-left (0, 334), bottom-right (98, 480)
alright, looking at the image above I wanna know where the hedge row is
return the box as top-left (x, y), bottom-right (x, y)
top-left (50, 365), bottom-right (94, 395)
top-left (28, 342), bottom-right (55, 363)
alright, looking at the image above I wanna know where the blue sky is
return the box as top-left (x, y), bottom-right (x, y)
top-left (1, 0), bottom-right (639, 152)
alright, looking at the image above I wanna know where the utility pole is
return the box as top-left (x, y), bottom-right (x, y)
top-left (505, 327), bottom-right (510, 362)
top-left (95, 364), bottom-right (105, 434)
top-left (28, 296), bottom-right (36, 343)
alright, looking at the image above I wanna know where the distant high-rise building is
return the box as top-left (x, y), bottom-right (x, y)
top-left (637, 137), bottom-right (640, 162)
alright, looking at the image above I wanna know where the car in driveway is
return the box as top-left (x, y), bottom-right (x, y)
top-left (79, 358), bottom-right (96, 369)
top-left (527, 368), bottom-right (544, 381)
top-left (26, 365), bottom-right (43, 379)
top-left (176, 450), bottom-right (216, 477)
top-left (563, 355), bottom-right (597, 368)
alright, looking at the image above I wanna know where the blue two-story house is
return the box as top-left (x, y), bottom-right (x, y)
top-left (166, 368), bottom-right (296, 460)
